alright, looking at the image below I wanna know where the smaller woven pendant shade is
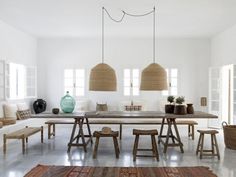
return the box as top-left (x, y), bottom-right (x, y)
top-left (89, 63), bottom-right (117, 91)
top-left (140, 63), bottom-right (168, 91)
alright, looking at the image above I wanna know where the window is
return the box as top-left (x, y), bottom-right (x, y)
top-left (162, 68), bottom-right (178, 96)
top-left (0, 60), bottom-right (5, 100)
top-left (64, 69), bottom-right (85, 97)
top-left (5, 63), bottom-right (37, 99)
top-left (26, 66), bottom-right (37, 97)
top-left (124, 69), bottom-right (139, 96)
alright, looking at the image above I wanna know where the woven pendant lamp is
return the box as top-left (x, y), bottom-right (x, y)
top-left (89, 7), bottom-right (117, 91)
top-left (140, 7), bottom-right (168, 91)
top-left (89, 63), bottom-right (117, 91)
top-left (140, 63), bottom-right (167, 90)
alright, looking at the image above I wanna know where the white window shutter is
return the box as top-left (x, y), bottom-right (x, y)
top-left (26, 66), bottom-right (37, 98)
top-left (0, 60), bottom-right (5, 100)
top-left (233, 65), bottom-right (236, 124)
top-left (208, 67), bottom-right (222, 128)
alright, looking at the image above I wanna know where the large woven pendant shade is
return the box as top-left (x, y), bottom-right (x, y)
top-left (140, 63), bottom-right (168, 91)
top-left (89, 63), bottom-right (117, 91)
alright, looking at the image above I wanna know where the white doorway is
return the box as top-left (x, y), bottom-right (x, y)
top-left (208, 64), bottom-right (235, 128)
top-left (221, 65), bottom-right (233, 124)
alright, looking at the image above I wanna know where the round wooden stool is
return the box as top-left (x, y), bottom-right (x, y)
top-left (93, 127), bottom-right (120, 159)
top-left (133, 129), bottom-right (159, 161)
top-left (196, 130), bottom-right (220, 160)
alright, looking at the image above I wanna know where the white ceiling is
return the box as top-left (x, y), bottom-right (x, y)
top-left (0, 0), bottom-right (236, 38)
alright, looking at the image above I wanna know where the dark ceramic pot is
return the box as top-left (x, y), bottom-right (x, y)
top-left (174, 105), bottom-right (187, 115)
top-left (165, 104), bottom-right (175, 113)
top-left (33, 99), bottom-right (47, 114)
top-left (52, 108), bottom-right (60, 114)
top-left (187, 104), bottom-right (194, 114)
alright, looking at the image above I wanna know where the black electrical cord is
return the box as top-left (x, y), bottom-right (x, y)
top-left (102, 7), bottom-right (156, 63)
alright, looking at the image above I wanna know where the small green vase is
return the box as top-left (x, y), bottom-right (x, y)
top-left (60, 91), bottom-right (76, 113)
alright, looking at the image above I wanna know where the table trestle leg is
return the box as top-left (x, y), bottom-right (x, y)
top-left (159, 118), bottom-right (184, 153)
top-left (67, 118), bottom-right (78, 153)
top-left (67, 117), bottom-right (93, 153)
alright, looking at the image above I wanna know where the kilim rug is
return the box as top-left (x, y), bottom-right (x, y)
top-left (24, 165), bottom-right (217, 177)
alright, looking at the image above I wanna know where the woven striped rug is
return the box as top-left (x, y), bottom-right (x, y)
top-left (24, 165), bottom-right (217, 177)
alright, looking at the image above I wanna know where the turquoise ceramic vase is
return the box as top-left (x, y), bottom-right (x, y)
top-left (60, 91), bottom-right (76, 113)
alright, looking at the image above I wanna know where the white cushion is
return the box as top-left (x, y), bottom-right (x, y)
top-left (17, 102), bottom-right (29, 110)
top-left (76, 100), bottom-right (90, 111)
top-left (0, 102), bottom-right (5, 118)
top-left (159, 99), bottom-right (166, 112)
top-left (3, 104), bottom-right (18, 119)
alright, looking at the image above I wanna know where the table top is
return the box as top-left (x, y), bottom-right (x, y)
top-left (31, 112), bottom-right (85, 118)
top-left (85, 111), bottom-right (218, 119)
top-left (31, 111), bottom-right (217, 119)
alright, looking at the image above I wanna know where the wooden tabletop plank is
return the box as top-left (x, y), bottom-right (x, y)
top-left (85, 111), bottom-right (217, 119)
top-left (31, 111), bottom-right (217, 119)
top-left (31, 112), bottom-right (85, 118)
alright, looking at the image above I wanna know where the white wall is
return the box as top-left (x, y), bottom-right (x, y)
top-left (211, 24), bottom-right (236, 66)
top-left (211, 24), bottom-right (236, 124)
top-left (0, 20), bottom-right (37, 117)
top-left (0, 20), bottom-right (37, 65)
top-left (37, 37), bottom-right (210, 115)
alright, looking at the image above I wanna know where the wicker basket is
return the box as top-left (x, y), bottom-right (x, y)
top-left (222, 122), bottom-right (236, 150)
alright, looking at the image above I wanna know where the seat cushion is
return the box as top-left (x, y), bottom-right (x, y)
top-left (0, 118), bottom-right (16, 125)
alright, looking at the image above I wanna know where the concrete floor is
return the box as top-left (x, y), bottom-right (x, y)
top-left (0, 125), bottom-right (236, 177)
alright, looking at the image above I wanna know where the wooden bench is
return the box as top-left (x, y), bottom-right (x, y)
top-left (175, 120), bottom-right (197, 140)
top-left (3, 126), bottom-right (43, 154)
top-left (45, 119), bottom-right (197, 140)
top-left (45, 120), bottom-right (73, 139)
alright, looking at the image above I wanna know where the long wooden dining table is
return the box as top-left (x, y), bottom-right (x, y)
top-left (32, 111), bottom-right (218, 153)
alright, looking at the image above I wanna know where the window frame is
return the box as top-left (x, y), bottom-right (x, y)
top-left (25, 66), bottom-right (37, 98)
top-left (162, 68), bottom-right (178, 96)
top-left (123, 68), bottom-right (140, 96)
top-left (0, 60), bottom-right (5, 101)
top-left (64, 68), bottom-right (85, 98)
top-left (5, 62), bottom-right (37, 100)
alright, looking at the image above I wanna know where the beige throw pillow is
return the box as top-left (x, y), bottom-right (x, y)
top-left (3, 104), bottom-right (18, 119)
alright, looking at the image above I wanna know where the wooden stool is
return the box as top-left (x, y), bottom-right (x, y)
top-left (196, 130), bottom-right (220, 160)
top-left (93, 127), bottom-right (120, 159)
top-left (133, 129), bottom-right (159, 161)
